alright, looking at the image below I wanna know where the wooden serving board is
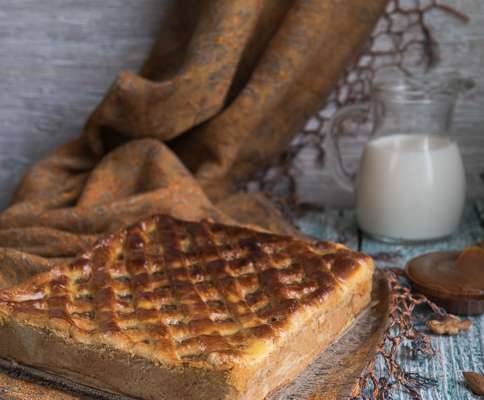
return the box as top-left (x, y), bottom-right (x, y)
top-left (0, 271), bottom-right (390, 400)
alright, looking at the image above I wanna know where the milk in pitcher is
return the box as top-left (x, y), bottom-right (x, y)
top-left (355, 134), bottom-right (466, 241)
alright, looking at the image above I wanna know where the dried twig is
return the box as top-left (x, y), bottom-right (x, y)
top-left (351, 268), bottom-right (456, 399)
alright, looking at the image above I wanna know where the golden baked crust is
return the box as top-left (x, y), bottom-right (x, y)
top-left (0, 215), bottom-right (374, 400)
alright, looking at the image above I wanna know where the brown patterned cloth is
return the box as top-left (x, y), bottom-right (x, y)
top-left (0, 0), bottom-right (387, 289)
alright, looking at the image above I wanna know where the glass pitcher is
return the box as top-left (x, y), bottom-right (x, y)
top-left (327, 73), bottom-right (474, 243)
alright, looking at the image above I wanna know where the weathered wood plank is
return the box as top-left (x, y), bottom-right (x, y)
top-left (475, 199), bottom-right (484, 225)
top-left (296, 204), bottom-right (484, 399)
top-left (296, 208), bottom-right (359, 250)
top-left (361, 203), bottom-right (484, 400)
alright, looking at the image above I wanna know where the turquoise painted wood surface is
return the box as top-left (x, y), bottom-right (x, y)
top-left (296, 202), bottom-right (484, 400)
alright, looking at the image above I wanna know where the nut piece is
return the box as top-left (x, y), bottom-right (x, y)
top-left (463, 371), bottom-right (484, 396)
top-left (426, 316), bottom-right (472, 335)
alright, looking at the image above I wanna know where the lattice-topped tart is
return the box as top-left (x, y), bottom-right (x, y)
top-left (0, 215), bottom-right (374, 400)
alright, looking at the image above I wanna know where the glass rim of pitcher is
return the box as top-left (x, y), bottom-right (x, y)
top-left (373, 72), bottom-right (475, 103)
top-left (373, 82), bottom-right (444, 104)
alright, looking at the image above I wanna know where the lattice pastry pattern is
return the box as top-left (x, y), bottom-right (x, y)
top-left (0, 215), bottom-right (371, 368)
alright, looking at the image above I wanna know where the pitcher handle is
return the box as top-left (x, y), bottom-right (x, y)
top-left (326, 104), bottom-right (370, 192)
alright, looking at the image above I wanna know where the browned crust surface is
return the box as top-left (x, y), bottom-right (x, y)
top-left (0, 215), bottom-right (374, 399)
top-left (0, 283), bottom-right (371, 400)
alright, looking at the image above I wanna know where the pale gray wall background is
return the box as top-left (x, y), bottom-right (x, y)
top-left (0, 0), bottom-right (483, 209)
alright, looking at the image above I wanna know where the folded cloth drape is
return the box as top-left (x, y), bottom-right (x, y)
top-left (0, 0), bottom-right (387, 289)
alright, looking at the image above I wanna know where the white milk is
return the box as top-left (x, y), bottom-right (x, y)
top-left (356, 134), bottom-right (466, 241)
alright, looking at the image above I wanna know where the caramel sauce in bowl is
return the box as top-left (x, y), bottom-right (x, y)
top-left (405, 247), bottom-right (484, 315)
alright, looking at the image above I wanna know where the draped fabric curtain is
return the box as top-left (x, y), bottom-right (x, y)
top-left (0, 0), bottom-right (388, 289)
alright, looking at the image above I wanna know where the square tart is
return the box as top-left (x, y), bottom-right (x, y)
top-left (0, 215), bottom-right (374, 400)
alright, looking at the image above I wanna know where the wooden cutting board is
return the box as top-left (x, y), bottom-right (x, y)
top-left (0, 271), bottom-right (390, 400)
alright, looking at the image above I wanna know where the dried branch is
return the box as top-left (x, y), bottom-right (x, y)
top-left (351, 268), bottom-right (457, 400)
